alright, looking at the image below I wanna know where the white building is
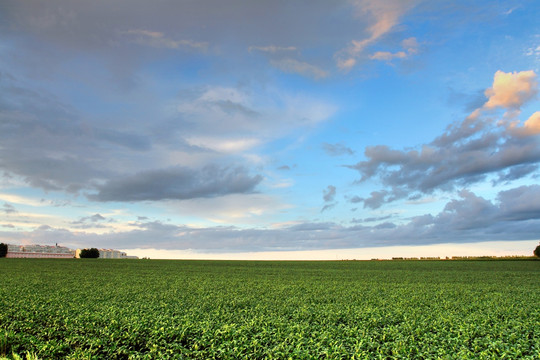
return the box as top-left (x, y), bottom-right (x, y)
top-left (98, 249), bottom-right (138, 259)
top-left (6, 244), bottom-right (75, 258)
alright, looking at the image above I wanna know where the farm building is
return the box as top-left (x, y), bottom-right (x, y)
top-left (99, 249), bottom-right (138, 259)
top-left (6, 244), bottom-right (75, 258)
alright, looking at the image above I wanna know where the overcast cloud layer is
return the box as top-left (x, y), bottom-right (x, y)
top-left (1, 0), bottom-right (539, 257)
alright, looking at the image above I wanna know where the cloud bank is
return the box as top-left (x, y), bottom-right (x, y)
top-left (3, 184), bottom-right (540, 252)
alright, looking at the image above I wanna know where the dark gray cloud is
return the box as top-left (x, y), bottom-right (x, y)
top-left (321, 203), bottom-right (337, 213)
top-left (352, 214), bottom-right (395, 223)
top-left (322, 142), bottom-right (354, 156)
top-left (493, 164), bottom-right (539, 185)
top-left (355, 190), bottom-right (387, 210)
top-left (497, 185), bottom-right (540, 221)
top-left (374, 222), bottom-right (396, 230)
top-left (88, 165), bottom-right (262, 202)
top-left (349, 188), bottom-right (407, 210)
top-left (72, 214), bottom-right (106, 225)
top-left (321, 185), bottom-right (337, 212)
top-left (323, 185), bottom-right (336, 202)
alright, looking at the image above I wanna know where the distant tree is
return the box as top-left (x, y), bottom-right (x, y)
top-left (534, 244), bottom-right (540, 258)
top-left (0, 243), bottom-right (7, 257)
top-left (79, 248), bottom-right (100, 258)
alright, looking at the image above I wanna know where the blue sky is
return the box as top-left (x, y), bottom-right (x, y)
top-left (1, 0), bottom-right (539, 259)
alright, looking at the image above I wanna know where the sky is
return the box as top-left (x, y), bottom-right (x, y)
top-left (1, 0), bottom-right (539, 259)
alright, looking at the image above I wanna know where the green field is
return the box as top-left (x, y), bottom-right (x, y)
top-left (1, 259), bottom-right (539, 359)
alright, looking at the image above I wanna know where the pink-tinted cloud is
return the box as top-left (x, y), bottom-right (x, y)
top-left (336, 0), bottom-right (419, 70)
top-left (484, 70), bottom-right (538, 110)
top-left (510, 111), bottom-right (540, 137)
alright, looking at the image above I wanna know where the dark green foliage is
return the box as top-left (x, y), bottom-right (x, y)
top-left (0, 243), bottom-right (7, 258)
top-left (534, 244), bottom-right (540, 258)
top-left (79, 248), bottom-right (100, 258)
top-left (0, 260), bottom-right (539, 359)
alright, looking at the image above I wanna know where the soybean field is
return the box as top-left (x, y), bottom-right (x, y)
top-left (1, 259), bottom-right (539, 359)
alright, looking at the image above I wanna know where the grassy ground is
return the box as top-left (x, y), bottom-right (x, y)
top-left (1, 259), bottom-right (539, 359)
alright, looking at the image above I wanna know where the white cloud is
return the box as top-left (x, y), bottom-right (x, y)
top-left (370, 51), bottom-right (407, 61)
top-left (270, 58), bottom-right (329, 79)
top-left (0, 193), bottom-right (47, 207)
top-left (174, 85), bottom-right (336, 142)
top-left (185, 137), bottom-right (261, 153)
top-left (165, 193), bottom-right (292, 226)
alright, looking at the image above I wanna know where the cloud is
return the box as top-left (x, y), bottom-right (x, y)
top-left (497, 185), bottom-right (540, 221)
top-left (73, 213), bottom-right (106, 224)
top-left (0, 74), bottom-right (152, 192)
top-left (468, 70), bottom-right (538, 120)
top-left (336, 0), bottom-right (418, 70)
top-left (369, 37), bottom-right (419, 61)
top-left (249, 45), bottom-right (297, 53)
top-left (483, 70), bottom-right (538, 110)
top-left (168, 193), bottom-right (290, 225)
top-left (510, 111), bottom-right (540, 137)
top-left (493, 164), bottom-right (538, 185)
top-left (346, 70), bottom-right (540, 207)
top-left (349, 189), bottom-right (407, 210)
top-left (88, 165), bottom-right (263, 202)
top-left (3, 185), bottom-right (540, 252)
top-left (185, 137), bottom-right (261, 154)
top-left (355, 190), bottom-right (388, 210)
top-left (70, 213), bottom-right (110, 229)
top-left (369, 51), bottom-right (407, 61)
top-left (322, 142), bottom-right (354, 156)
top-left (323, 185), bottom-right (337, 202)
top-left (174, 85), bottom-right (336, 140)
top-left (270, 58), bottom-right (328, 79)
top-left (321, 185), bottom-right (337, 212)
top-left (1, 0), bottom-right (410, 83)
top-left (352, 214), bottom-right (394, 223)
top-left (2, 203), bottom-right (17, 214)
top-left (0, 70), bottom-right (334, 199)
top-left (122, 29), bottom-right (208, 50)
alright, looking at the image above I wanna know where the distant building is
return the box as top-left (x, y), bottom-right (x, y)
top-left (75, 248), bottom-right (138, 259)
top-left (6, 244), bottom-right (75, 258)
top-left (98, 249), bottom-right (138, 259)
top-left (5, 244), bottom-right (138, 259)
